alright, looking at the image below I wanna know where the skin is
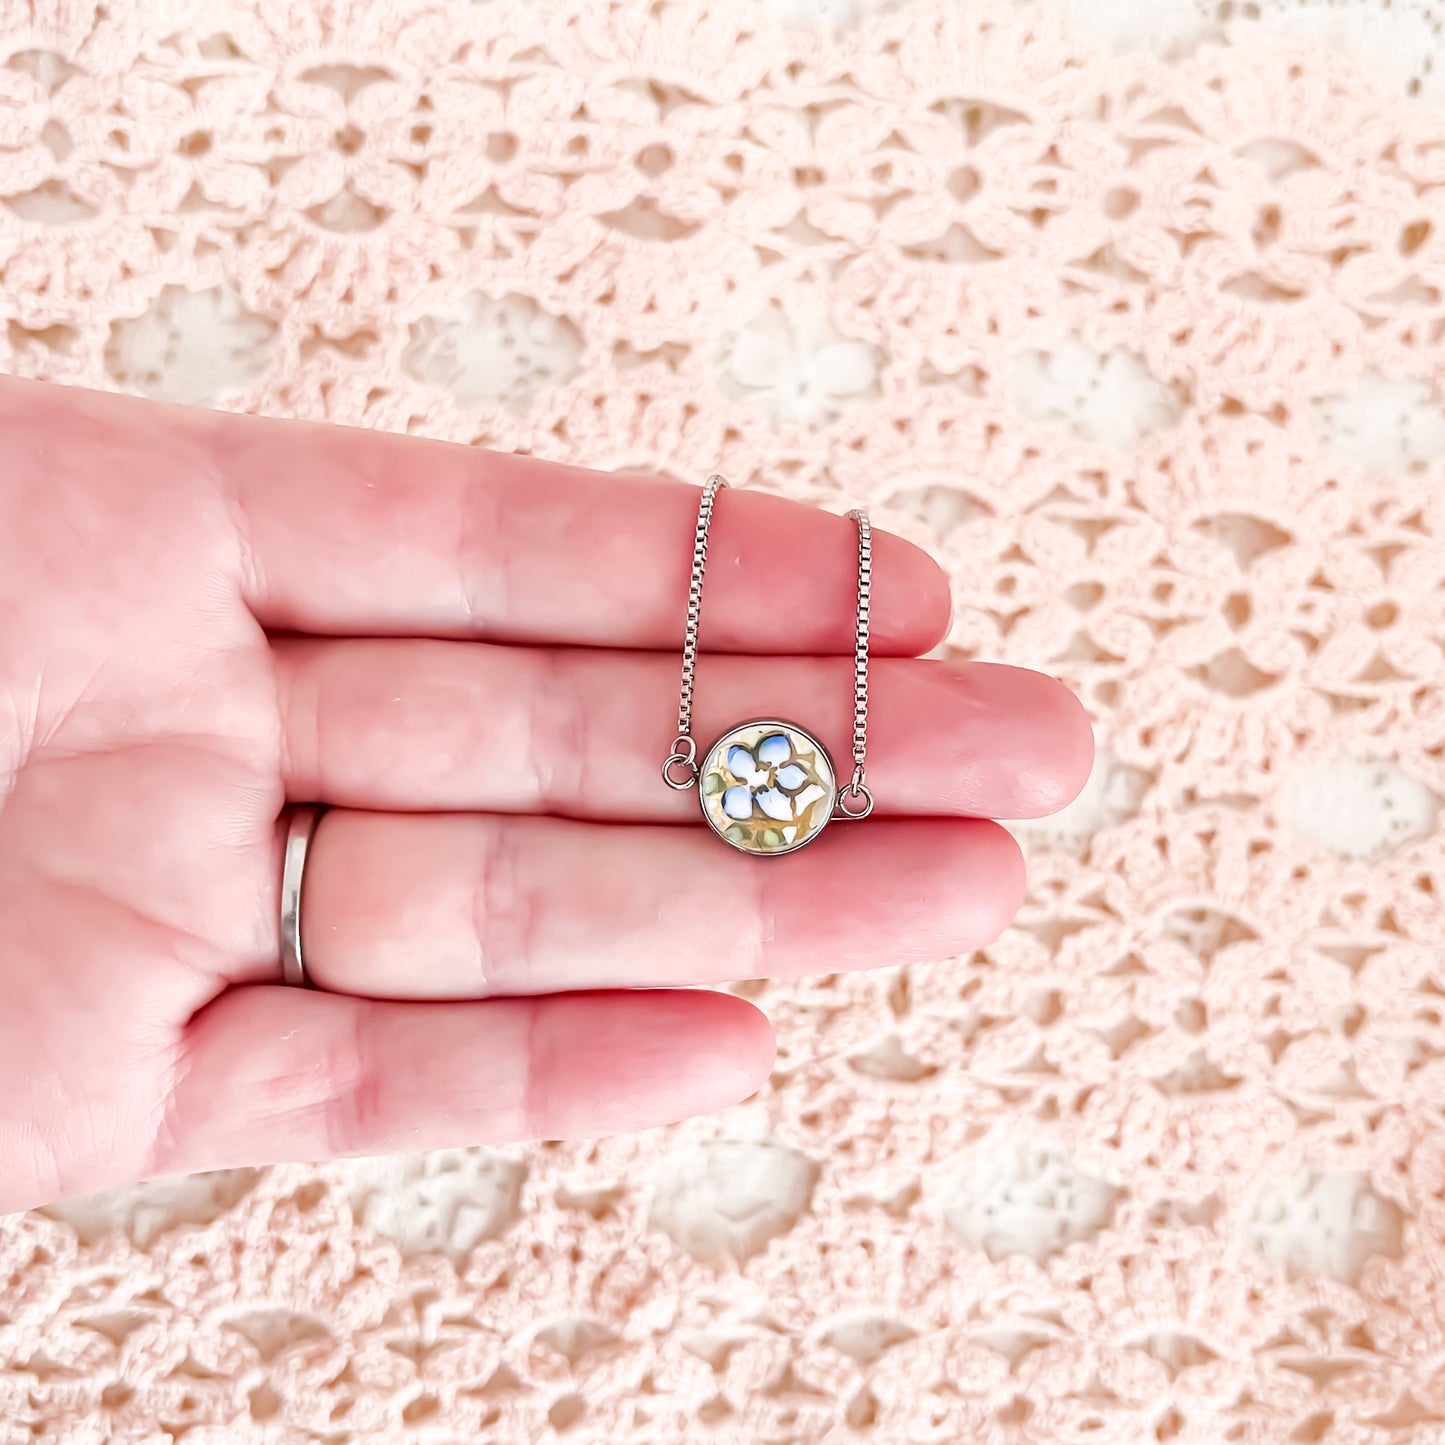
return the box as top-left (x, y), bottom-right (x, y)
top-left (0, 377), bottom-right (1093, 1213)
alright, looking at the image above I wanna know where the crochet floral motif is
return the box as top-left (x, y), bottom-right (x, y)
top-left (5, 0), bottom-right (1445, 1440)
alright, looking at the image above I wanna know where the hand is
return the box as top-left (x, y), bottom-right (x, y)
top-left (0, 377), bottom-right (1091, 1212)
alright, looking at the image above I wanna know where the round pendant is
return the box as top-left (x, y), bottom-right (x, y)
top-left (698, 719), bottom-right (838, 856)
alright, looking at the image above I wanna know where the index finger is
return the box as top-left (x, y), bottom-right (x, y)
top-left (212, 407), bottom-right (951, 652)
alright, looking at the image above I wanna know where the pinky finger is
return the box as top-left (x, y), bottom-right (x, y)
top-left (157, 987), bottom-right (775, 1174)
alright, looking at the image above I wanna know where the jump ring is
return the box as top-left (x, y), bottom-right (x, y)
top-left (663, 753), bottom-right (699, 790)
top-left (836, 782), bottom-right (874, 820)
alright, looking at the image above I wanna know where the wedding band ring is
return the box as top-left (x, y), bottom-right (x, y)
top-left (280, 805), bottom-right (326, 987)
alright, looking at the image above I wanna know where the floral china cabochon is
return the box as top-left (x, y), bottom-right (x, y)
top-left (699, 720), bottom-right (837, 855)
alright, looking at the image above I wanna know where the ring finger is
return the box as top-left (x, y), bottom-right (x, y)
top-left (293, 810), bottom-right (1023, 1000)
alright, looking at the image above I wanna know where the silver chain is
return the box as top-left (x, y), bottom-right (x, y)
top-left (661, 474), bottom-right (728, 789)
top-left (662, 477), bottom-right (874, 822)
top-left (837, 508), bottom-right (874, 818)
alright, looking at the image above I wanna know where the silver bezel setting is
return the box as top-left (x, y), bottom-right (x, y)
top-left (697, 717), bottom-right (838, 857)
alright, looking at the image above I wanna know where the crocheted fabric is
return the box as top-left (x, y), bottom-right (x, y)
top-left (4, 1), bottom-right (1445, 1441)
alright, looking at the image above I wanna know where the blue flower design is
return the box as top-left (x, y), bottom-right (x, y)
top-left (721, 732), bottom-right (816, 823)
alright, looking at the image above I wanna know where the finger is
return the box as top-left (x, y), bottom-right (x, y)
top-left (157, 988), bottom-right (774, 1176)
top-left (274, 640), bottom-right (1094, 821)
top-left (5, 381), bottom-right (947, 652)
top-left (295, 811), bottom-right (1024, 1000)
top-left (201, 401), bottom-right (950, 650)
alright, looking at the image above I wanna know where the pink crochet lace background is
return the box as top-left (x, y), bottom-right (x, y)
top-left (5, 0), bottom-right (1445, 1440)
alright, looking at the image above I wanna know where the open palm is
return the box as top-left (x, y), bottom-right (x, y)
top-left (0, 378), bottom-right (1091, 1213)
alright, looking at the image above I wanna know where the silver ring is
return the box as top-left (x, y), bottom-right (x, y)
top-left (279, 805), bottom-right (325, 988)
